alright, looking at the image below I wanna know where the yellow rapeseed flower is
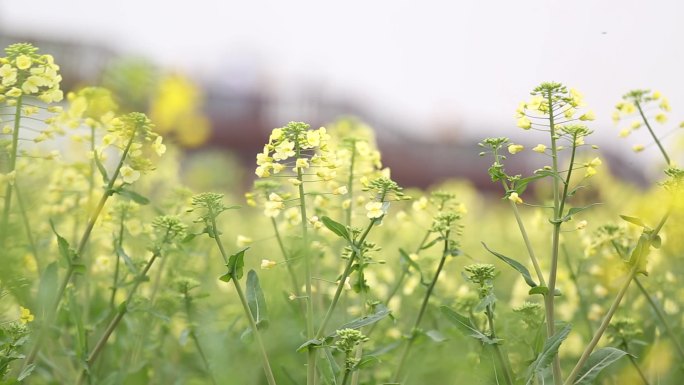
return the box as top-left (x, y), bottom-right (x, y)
top-left (508, 192), bottom-right (523, 204)
top-left (517, 117), bottom-right (532, 130)
top-left (19, 306), bottom-right (34, 324)
top-left (632, 144), bottom-right (645, 153)
top-left (261, 259), bottom-right (277, 270)
top-left (508, 144), bottom-right (524, 154)
top-left (655, 113), bottom-right (667, 124)
top-left (533, 144), bottom-right (547, 153)
top-left (365, 201), bottom-right (384, 219)
top-left (15, 55), bottom-right (32, 70)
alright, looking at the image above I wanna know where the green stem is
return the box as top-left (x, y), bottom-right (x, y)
top-left (392, 231), bottom-right (450, 383)
top-left (0, 94), bottom-right (23, 247)
top-left (563, 213), bottom-right (669, 385)
top-left (503, 178), bottom-right (545, 286)
top-left (13, 183), bottom-right (41, 273)
top-left (109, 209), bottom-right (127, 309)
top-left (183, 293), bottom-right (218, 385)
top-left (315, 220), bottom-right (375, 340)
top-left (486, 305), bottom-right (514, 385)
top-left (23, 127), bottom-right (138, 370)
top-left (622, 341), bottom-right (650, 385)
top-left (76, 251), bottom-right (160, 385)
top-left (345, 143), bottom-right (356, 227)
top-left (271, 218), bottom-right (301, 299)
top-left (610, 241), bottom-right (684, 361)
top-left (341, 368), bottom-right (352, 385)
top-left (546, 93), bottom-right (563, 385)
top-left (561, 245), bottom-right (593, 337)
top-left (635, 100), bottom-right (671, 165)
top-left (210, 217), bottom-right (277, 385)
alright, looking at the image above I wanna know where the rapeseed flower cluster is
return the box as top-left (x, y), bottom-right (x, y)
top-left (515, 82), bottom-right (594, 131)
top-left (0, 43), bottom-right (62, 105)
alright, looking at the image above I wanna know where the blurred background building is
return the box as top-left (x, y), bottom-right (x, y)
top-left (2, 0), bottom-right (681, 189)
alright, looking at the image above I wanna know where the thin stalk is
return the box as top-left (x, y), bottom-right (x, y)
top-left (340, 368), bottom-right (352, 385)
top-left (210, 216), bottom-right (277, 385)
top-left (0, 94), bottom-right (23, 246)
top-left (503, 179), bottom-right (545, 286)
top-left (109, 208), bottom-right (127, 309)
top-left (76, 251), bottom-right (160, 385)
top-left (635, 101), bottom-right (671, 165)
top-left (486, 305), bottom-right (515, 385)
top-left (621, 342), bottom-right (650, 385)
top-left (183, 293), bottom-right (218, 385)
top-left (315, 220), bottom-right (375, 340)
top-left (392, 232), bottom-right (451, 383)
top-left (345, 143), bottom-right (356, 227)
top-left (384, 231), bottom-right (431, 306)
top-left (563, 213), bottom-right (669, 385)
top-left (545, 92), bottom-right (563, 385)
top-left (611, 241), bottom-right (684, 361)
top-left (13, 183), bottom-right (41, 273)
top-left (23, 128), bottom-right (138, 369)
top-left (271, 218), bottom-right (301, 299)
top-left (561, 245), bottom-right (593, 337)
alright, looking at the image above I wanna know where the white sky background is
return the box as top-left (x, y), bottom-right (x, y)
top-left (1, 0), bottom-right (683, 150)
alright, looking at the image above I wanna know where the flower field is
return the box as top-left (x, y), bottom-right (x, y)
top-left (1, 43), bottom-right (683, 385)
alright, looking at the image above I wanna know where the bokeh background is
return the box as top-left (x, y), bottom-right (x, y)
top-left (2, 0), bottom-right (682, 191)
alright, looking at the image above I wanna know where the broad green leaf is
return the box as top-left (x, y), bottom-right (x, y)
top-left (353, 355), bottom-right (381, 370)
top-left (297, 338), bottom-right (325, 352)
top-left (246, 270), bottom-right (269, 330)
top-left (528, 286), bottom-right (562, 296)
top-left (619, 215), bottom-right (647, 228)
top-left (17, 363), bottom-right (35, 381)
top-left (560, 203), bottom-right (601, 222)
top-left (440, 306), bottom-right (500, 345)
top-left (329, 306), bottom-right (391, 336)
top-left (574, 347), bottom-right (628, 385)
top-left (115, 188), bottom-right (150, 205)
top-left (524, 324), bottom-right (572, 385)
top-left (321, 216), bottom-right (350, 241)
top-left (318, 348), bottom-right (339, 385)
top-left (219, 248), bottom-right (248, 282)
top-left (482, 242), bottom-right (538, 288)
top-left (474, 293), bottom-right (497, 313)
top-left (50, 220), bottom-right (77, 263)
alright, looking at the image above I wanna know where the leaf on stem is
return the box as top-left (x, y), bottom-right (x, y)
top-left (246, 269), bottom-right (269, 330)
top-left (329, 305), bottom-right (391, 336)
top-left (619, 215), bottom-right (647, 228)
top-left (318, 348), bottom-right (339, 385)
top-left (440, 306), bottom-right (501, 345)
top-left (219, 248), bottom-right (248, 282)
top-left (399, 248), bottom-right (427, 285)
top-left (114, 187), bottom-right (150, 205)
top-left (321, 216), bottom-right (350, 242)
top-left (482, 242), bottom-right (538, 288)
top-left (50, 220), bottom-right (77, 264)
top-left (574, 347), bottom-right (628, 385)
top-left (560, 203), bottom-right (601, 222)
top-left (524, 323), bottom-right (572, 385)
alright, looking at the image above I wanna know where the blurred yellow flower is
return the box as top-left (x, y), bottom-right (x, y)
top-left (508, 192), bottom-right (523, 204)
top-left (632, 144), bottom-right (645, 153)
top-left (261, 259), bottom-right (277, 270)
top-left (365, 201), bottom-right (384, 218)
top-left (508, 144), bottom-right (524, 154)
top-left (532, 144), bottom-right (547, 153)
top-left (15, 55), bottom-right (31, 70)
top-left (517, 116), bottom-right (532, 129)
top-left (655, 113), bottom-right (667, 124)
top-left (19, 306), bottom-right (34, 324)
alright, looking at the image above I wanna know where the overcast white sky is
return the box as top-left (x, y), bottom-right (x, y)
top-left (1, 0), bottom-right (682, 148)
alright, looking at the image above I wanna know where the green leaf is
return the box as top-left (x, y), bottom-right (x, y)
top-left (321, 216), bottom-right (350, 241)
top-left (574, 347), bottom-right (628, 385)
top-left (93, 150), bottom-right (109, 183)
top-left (424, 329), bottom-right (447, 343)
top-left (474, 293), bottom-right (497, 313)
top-left (318, 348), bottom-right (339, 385)
top-left (297, 338), bottom-right (325, 352)
top-left (219, 248), bottom-right (248, 282)
top-left (246, 270), bottom-right (269, 330)
top-left (17, 363), bottom-right (35, 381)
top-left (619, 215), bottom-right (647, 228)
top-left (353, 355), bottom-right (381, 370)
top-left (115, 188), bottom-right (150, 205)
top-left (482, 242), bottom-right (537, 288)
top-left (50, 220), bottom-right (77, 264)
top-left (528, 286), bottom-right (562, 296)
top-left (71, 263), bottom-right (87, 275)
top-left (440, 306), bottom-right (500, 345)
top-left (114, 241), bottom-right (139, 274)
top-left (561, 203), bottom-right (601, 222)
top-left (329, 306), bottom-right (391, 336)
top-left (399, 248), bottom-right (426, 285)
top-left (524, 324), bottom-right (572, 385)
